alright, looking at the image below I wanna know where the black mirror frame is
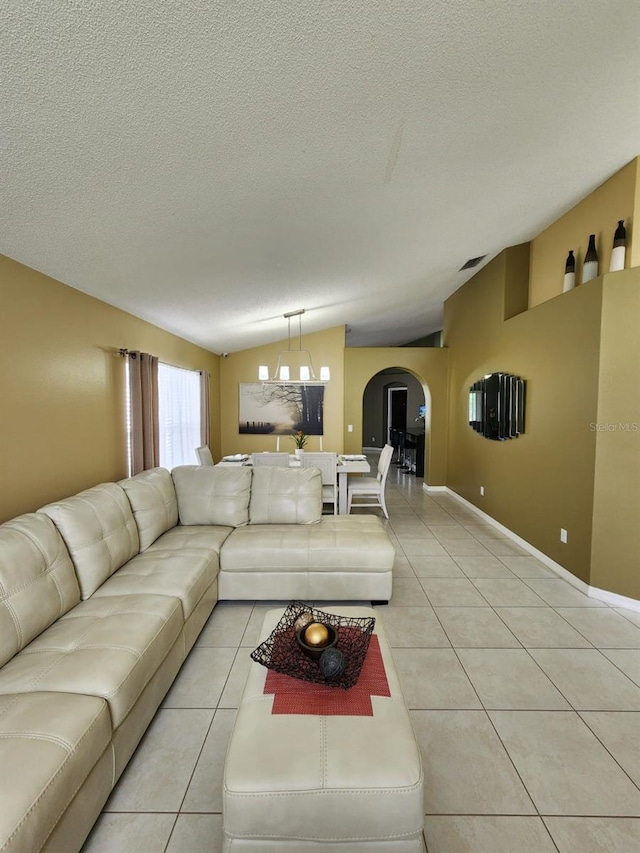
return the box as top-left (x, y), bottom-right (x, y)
top-left (469, 373), bottom-right (525, 440)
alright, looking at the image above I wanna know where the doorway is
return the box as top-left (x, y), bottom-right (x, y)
top-left (355, 362), bottom-right (437, 485)
top-left (362, 368), bottom-right (427, 478)
top-left (388, 387), bottom-right (407, 448)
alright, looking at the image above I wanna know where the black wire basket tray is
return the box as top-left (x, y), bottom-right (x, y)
top-left (250, 601), bottom-right (376, 690)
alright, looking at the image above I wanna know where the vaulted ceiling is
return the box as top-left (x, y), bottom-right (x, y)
top-left (2, 1), bottom-right (638, 352)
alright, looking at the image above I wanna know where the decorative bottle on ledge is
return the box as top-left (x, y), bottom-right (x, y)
top-left (582, 234), bottom-right (599, 284)
top-left (609, 220), bottom-right (626, 272)
top-left (563, 250), bottom-right (576, 292)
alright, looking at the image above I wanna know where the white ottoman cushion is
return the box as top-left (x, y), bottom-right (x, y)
top-left (223, 606), bottom-right (424, 852)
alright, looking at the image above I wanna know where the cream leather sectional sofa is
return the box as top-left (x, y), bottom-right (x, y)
top-left (0, 465), bottom-right (394, 853)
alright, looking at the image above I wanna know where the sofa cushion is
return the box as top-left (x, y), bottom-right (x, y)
top-left (147, 524), bottom-right (233, 554)
top-left (91, 548), bottom-right (218, 621)
top-left (39, 483), bottom-right (140, 599)
top-left (0, 594), bottom-right (183, 729)
top-left (221, 515), bottom-right (395, 572)
top-left (249, 467), bottom-right (322, 524)
top-left (0, 513), bottom-right (81, 668)
top-left (119, 467), bottom-right (179, 551)
top-left (172, 466), bottom-right (252, 527)
top-left (0, 691), bottom-right (111, 853)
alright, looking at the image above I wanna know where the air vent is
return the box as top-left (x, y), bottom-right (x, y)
top-left (459, 255), bottom-right (487, 271)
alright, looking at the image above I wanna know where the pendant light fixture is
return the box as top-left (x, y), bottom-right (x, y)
top-left (258, 309), bottom-right (330, 384)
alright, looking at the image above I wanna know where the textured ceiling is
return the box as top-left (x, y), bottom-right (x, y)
top-left (1, 1), bottom-right (638, 352)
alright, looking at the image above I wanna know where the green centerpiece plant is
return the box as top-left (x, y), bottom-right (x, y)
top-left (291, 430), bottom-right (309, 450)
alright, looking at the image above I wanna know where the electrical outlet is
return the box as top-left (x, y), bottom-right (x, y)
top-left (560, 528), bottom-right (568, 544)
top-left (372, 437), bottom-right (375, 442)
top-left (347, 424), bottom-right (353, 433)
top-left (480, 486), bottom-right (485, 496)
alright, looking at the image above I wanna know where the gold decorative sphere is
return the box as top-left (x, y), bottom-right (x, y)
top-left (304, 622), bottom-right (330, 647)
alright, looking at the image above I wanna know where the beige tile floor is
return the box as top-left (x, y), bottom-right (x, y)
top-left (81, 462), bottom-right (640, 853)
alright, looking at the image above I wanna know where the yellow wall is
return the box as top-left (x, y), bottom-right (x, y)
top-left (219, 326), bottom-right (345, 456)
top-left (633, 161), bottom-right (640, 268)
top-left (444, 247), bottom-right (604, 584)
top-left (529, 158), bottom-right (638, 308)
top-left (590, 269), bottom-right (640, 599)
top-left (0, 254), bottom-right (220, 523)
top-left (343, 348), bottom-right (449, 486)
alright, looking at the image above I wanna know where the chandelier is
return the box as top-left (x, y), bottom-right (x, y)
top-left (258, 309), bottom-right (330, 383)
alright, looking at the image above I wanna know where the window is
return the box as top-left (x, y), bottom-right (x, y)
top-left (157, 363), bottom-right (202, 469)
top-left (123, 353), bottom-right (208, 476)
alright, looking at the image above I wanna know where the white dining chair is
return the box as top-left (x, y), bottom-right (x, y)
top-left (195, 446), bottom-right (214, 466)
top-left (347, 445), bottom-right (393, 518)
top-left (300, 452), bottom-right (338, 514)
top-left (251, 452), bottom-right (290, 467)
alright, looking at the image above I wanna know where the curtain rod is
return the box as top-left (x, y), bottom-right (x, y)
top-left (116, 349), bottom-right (207, 376)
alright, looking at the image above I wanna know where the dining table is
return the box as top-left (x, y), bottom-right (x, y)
top-left (215, 453), bottom-right (370, 515)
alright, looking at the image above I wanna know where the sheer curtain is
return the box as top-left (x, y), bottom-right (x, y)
top-left (158, 363), bottom-right (202, 469)
top-left (200, 370), bottom-right (211, 448)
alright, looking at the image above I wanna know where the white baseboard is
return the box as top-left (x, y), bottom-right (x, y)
top-left (423, 484), bottom-right (639, 612)
top-left (588, 585), bottom-right (640, 611)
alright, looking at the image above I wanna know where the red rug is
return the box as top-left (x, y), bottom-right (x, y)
top-left (264, 634), bottom-right (391, 716)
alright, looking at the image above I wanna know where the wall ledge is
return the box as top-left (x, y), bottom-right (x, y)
top-left (423, 484), bottom-right (640, 613)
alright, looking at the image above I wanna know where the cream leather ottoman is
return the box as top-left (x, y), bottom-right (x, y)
top-left (222, 606), bottom-right (424, 852)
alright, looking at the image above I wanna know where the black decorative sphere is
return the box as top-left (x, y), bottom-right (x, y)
top-left (319, 647), bottom-right (346, 680)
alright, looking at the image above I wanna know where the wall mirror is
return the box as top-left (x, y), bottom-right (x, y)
top-left (469, 372), bottom-right (526, 440)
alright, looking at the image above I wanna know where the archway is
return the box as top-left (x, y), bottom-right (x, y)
top-left (343, 347), bottom-right (448, 488)
top-left (362, 366), bottom-right (432, 482)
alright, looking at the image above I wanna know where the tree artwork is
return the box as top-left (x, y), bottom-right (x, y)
top-left (238, 383), bottom-right (324, 435)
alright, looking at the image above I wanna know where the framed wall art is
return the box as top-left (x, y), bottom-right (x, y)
top-left (239, 383), bottom-right (324, 435)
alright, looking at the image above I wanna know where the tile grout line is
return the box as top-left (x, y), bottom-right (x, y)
top-left (173, 604), bottom-right (254, 823)
top-left (161, 813), bottom-right (181, 853)
top-left (575, 710), bottom-right (640, 794)
top-left (395, 487), bottom-right (545, 821)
